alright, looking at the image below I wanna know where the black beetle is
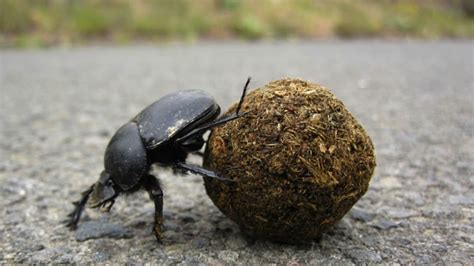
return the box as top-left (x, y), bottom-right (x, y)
top-left (65, 78), bottom-right (251, 241)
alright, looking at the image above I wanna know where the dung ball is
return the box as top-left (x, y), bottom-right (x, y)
top-left (203, 78), bottom-right (376, 243)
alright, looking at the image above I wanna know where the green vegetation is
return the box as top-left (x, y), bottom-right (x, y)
top-left (0, 0), bottom-right (473, 47)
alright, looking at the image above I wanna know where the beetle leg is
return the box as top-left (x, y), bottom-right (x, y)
top-left (142, 174), bottom-right (164, 242)
top-left (64, 185), bottom-right (94, 229)
top-left (174, 161), bottom-right (235, 182)
top-left (235, 77), bottom-right (251, 115)
top-left (175, 77), bottom-right (251, 144)
top-left (176, 112), bottom-right (246, 144)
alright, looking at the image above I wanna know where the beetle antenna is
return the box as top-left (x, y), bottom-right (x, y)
top-left (236, 77), bottom-right (251, 115)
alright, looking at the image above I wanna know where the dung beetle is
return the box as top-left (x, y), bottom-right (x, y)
top-left (65, 78), bottom-right (251, 241)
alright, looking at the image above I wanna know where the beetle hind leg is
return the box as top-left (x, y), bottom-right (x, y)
top-left (175, 77), bottom-right (251, 144)
top-left (174, 161), bottom-right (235, 182)
top-left (64, 185), bottom-right (94, 229)
top-left (142, 174), bottom-right (164, 242)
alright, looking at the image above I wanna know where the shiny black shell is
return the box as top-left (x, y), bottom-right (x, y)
top-left (132, 90), bottom-right (220, 149)
top-left (105, 90), bottom-right (220, 191)
top-left (104, 122), bottom-right (148, 190)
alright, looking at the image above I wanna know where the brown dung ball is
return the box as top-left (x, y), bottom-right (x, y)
top-left (203, 78), bottom-right (376, 243)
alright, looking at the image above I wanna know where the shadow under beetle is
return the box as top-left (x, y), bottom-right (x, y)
top-left (65, 78), bottom-right (251, 241)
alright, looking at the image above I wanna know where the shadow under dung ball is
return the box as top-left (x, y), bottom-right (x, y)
top-left (203, 78), bottom-right (376, 243)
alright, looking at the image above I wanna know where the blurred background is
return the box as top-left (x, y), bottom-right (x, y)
top-left (1, 0), bottom-right (473, 47)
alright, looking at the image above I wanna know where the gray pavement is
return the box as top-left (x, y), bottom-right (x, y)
top-left (0, 41), bottom-right (473, 264)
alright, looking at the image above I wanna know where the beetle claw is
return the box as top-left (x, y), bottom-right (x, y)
top-left (153, 222), bottom-right (164, 243)
top-left (100, 199), bottom-right (115, 213)
top-left (63, 217), bottom-right (78, 229)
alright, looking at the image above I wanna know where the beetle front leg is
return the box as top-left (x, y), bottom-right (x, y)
top-left (64, 185), bottom-right (94, 229)
top-left (142, 174), bottom-right (164, 242)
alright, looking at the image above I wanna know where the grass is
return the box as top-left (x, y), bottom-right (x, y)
top-left (0, 0), bottom-right (473, 47)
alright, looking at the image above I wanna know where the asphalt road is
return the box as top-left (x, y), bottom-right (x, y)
top-left (1, 41), bottom-right (473, 264)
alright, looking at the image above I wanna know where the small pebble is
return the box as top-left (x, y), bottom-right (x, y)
top-left (75, 221), bottom-right (133, 241)
top-left (346, 248), bottom-right (382, 263)
top-left (370, 219), bottom-right (399, 230)
top-left (350, 208), bottom-right (376, 222)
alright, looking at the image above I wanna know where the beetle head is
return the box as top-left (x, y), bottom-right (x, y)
top-left (88, 170), bottom-right (117, 209)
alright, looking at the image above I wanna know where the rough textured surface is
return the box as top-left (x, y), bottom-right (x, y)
top-left (204, 78), bottom-right (376, 242)
top-left (75, 220), bottom-right (133, 242)
top-left (0, 41), bottom-right (472, 264)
